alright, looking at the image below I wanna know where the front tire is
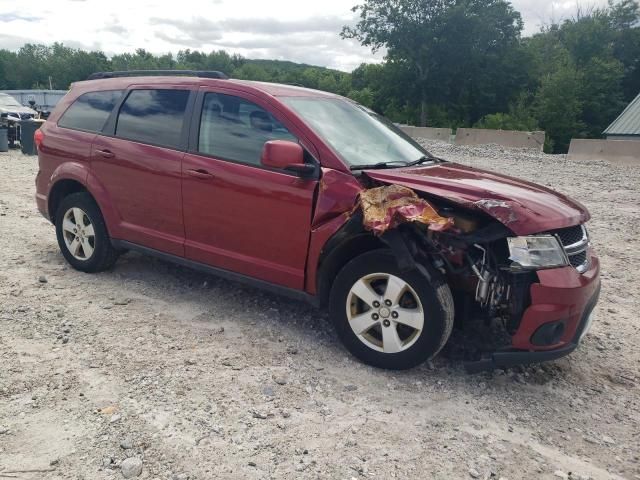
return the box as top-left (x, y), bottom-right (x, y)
top-left (55, 192), bottom-right (119, 272)
top-left (329, 249), bottom-right (454, 370)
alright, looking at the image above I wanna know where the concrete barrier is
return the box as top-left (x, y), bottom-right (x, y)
top-left (399, 126), bottom-right (452, 142)
top-left (455, 128), bottom-right (546, 151)
top-left (567, 139), bottom-right (640, 166)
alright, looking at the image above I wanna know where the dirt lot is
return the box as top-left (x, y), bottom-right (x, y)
top-left (1, 144), bottom-right (639, 480)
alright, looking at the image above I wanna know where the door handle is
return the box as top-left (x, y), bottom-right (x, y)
top-left (186, 168), bottom-right (214, 179)
top-left (95, 149), bottom-right (115, 159)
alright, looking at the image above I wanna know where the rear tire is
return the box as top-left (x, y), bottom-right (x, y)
top-left (55, 192), bottom-right (119, 272)
top-left (329, 249), bottom-right (454, 370)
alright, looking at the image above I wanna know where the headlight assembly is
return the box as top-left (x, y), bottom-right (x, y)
top-left (507, 235), bottom-right (569, 269)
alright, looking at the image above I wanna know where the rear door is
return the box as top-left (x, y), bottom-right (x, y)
top-left (181, 88), bottom-right (319, 289)
top-left (92, 87), bottom-right (194, 256)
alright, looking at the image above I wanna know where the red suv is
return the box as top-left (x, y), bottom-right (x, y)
top-left (35, 70), bottom-right (600, 371)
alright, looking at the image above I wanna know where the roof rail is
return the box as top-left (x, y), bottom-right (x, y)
top-left (86, 70), bottom-right (229, 80)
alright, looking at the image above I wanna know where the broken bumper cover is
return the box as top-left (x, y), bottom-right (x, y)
top-left (466, 253), bottom-right (601, 373)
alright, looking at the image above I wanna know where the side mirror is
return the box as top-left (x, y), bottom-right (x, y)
top-left (261, 140), bottom-right (316, 178)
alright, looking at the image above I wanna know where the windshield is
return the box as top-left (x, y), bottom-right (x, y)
top-left (0, 95), bottom-right (24, 108)
top-left (281, 97), bottom-right (432, 168)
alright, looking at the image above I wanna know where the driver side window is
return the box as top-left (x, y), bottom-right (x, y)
top-left (198, 93), bottom-right (297, 166)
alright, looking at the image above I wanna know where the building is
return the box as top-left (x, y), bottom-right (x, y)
top-left (0, 89), bottom-right (67, 112)
top-left (604, 92), bottom-right (640, 141)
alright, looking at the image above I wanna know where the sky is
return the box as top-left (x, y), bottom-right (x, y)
top-left (0, 0), bottom-right (611, 72)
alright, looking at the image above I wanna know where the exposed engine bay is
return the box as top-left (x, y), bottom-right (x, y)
top-left (354, 181), bottom-right (546, 341)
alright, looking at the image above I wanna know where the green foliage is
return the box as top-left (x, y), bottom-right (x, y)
top-left (535, 64), bottom-right (585, 153)
top-left (1, 0), bottom-right (638, 153)
top-left (343, 0), bottom-right (526, 127)
top-left (475, 95), bottom-right (539, 132)
top-left (347, 88), bottom-right (374, 108)
top-left (347, 0), bottom-right (640, 152)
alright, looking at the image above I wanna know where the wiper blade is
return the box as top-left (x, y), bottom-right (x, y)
top-left (349, 160), bottom-right (410, 171)
top-left (406, 155), bottom-right (444, 167)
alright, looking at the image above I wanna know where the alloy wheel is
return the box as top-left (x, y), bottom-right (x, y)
top-left (61, 207), bottom-right (96, 260)
top-left (346, 273), bottom-right (425, 353)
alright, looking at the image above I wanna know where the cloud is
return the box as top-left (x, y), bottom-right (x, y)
top-left (511, 0), bottom-right (610, 35)
top-left (150, 17), bottom-right (224, 44)
top-left (221, 16), bottom-right (349, 35)
top-left (0, 12), bottom-right (42, 22)
top-left (0, 33), bottom-right (33, 50)
top-left (147, 14), bottom-right (367, 69)
top-left (102, 18), bottom-right (129, 36)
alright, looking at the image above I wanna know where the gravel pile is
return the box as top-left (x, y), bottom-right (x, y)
top-left (1, 147), bottom-right (638, 479)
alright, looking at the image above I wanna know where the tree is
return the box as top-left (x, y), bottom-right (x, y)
top-left (535, 65), bottom-right (584, 153)
top-left (342, 0), bottom-right (524, 126)
top-left (475, 93), bottom-right (539, 131)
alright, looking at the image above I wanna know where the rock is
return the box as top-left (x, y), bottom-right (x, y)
top-left (110, 413), bottom-right (122, 424)
top-left (344, 384), bottom-right (358, 392)
top-left (120, 457), bottom-right (143, 478)
top-left (114, 298), bottom-right (131, 306)
top-left (262, 386), bottom-right (275, 397)
top-left (469, 468), bottom-right (480, 478)
top-left (120, 438), bottom-right (134, 449)
top-left (286, 346), bottom-right (298, 355)
top-left (38, 275), bottom-right (48, 283)
top-left (273, 376), bottom-right (288, 385)
top-left (602, 435), bottom-right (615, 445)
top-left (251, 410), bottom-right (268, 419)
top-left (553, 471), bottom-right (568, 479)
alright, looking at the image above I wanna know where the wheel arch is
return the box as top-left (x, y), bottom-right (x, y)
top-left (316, 222), bottom-right (386, 308)
top-left (48, 168), bottom-right (120, 239)
top-left (48, 178), bottom-right (89, 224)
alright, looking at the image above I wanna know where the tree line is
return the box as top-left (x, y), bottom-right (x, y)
top-left (1, 0), bottom-right (638, 152)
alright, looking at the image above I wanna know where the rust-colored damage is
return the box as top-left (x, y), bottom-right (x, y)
top-left (358, 184), bottom-right (455, 236)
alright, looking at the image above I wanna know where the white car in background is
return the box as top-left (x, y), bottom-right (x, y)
top-left (0, 93), bottom-right (37, 121)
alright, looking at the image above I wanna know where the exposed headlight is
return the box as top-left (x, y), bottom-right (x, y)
top-left (507, 235), bottom-right (568, 269)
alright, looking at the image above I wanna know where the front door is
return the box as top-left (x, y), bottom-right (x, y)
top-left (182, 90), bottom-right (318, 289)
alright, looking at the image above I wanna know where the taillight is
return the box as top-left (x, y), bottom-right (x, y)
top-left (34, 128), bottom-right (44, 150)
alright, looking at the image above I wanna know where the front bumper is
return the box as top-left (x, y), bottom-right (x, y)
top-left (466, 251), bottom-right (601, 373)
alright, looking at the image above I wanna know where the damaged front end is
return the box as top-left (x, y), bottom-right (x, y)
top-left (350, 181), bottom-right (555, 372)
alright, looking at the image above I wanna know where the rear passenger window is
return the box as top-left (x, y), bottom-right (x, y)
top-left (58, 90), bottom-right (123, 133)
top-left (198, 93), bottom-right (297, 166)
top-left (116, 89), bottom-right (190, 149)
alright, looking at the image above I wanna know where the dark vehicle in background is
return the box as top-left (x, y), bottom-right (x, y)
top-left (34, 71), bottom-right (600, 371)
top-left (0, 93), bottom-right (37, 148)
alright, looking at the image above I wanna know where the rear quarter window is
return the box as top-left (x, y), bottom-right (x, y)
top-left (58, 90), bottom-right (124, 133)
top-left (115, 89), bottom-right (190, 150)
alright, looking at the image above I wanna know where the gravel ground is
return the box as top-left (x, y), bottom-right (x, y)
top-left (0, 144), bottom-right (638, 480)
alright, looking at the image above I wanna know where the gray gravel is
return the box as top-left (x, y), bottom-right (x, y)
top-left (1, 146), bottom-right (639, 479)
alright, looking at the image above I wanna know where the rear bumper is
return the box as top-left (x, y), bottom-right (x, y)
top-left (36, 192), bottom-right (49, 221)
top-left (466, 251), bottom-right (601, 373)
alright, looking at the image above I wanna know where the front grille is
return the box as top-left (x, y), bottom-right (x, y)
top-left (555, 225), bottom-right (584, 246)
top-left (568, 250), bottom-right (587, 269)
top-left (549, 225), bottom-right (590, 273)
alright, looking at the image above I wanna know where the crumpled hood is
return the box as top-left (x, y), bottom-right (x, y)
top-left (364, 163), bottom-right (590, 235)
